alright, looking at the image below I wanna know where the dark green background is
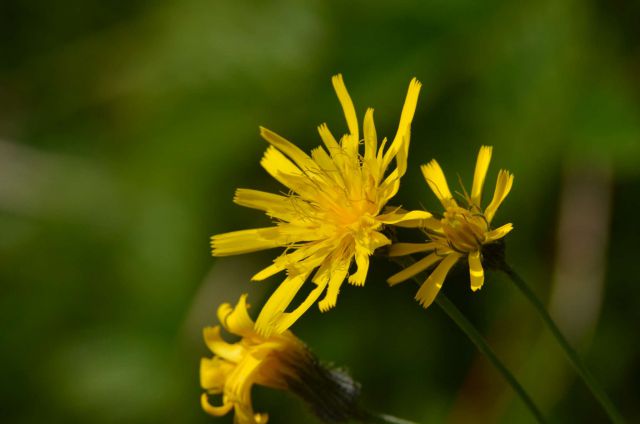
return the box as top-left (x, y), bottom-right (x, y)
top-left (1, 0), bottom-right (639, 423)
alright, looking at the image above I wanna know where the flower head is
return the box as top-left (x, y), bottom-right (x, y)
top-left (387, 146), bottom-right (514, 308)
top-left (200, 295), bottom-right (361, 423)
top-left (211, 75), bottom-right (428, 334)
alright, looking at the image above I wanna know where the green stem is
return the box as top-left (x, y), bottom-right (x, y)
top-left (391, 257), bottom-right (546, 423)
top-left (501, 264), bottom-right (624, 424)
top-left (435, 295), bottom-right (546, 423)
top-left (362, 411), bottom-right (421, 424)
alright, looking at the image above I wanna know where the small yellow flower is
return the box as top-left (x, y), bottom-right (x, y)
top-left (387, 146), bottom-right (514, 308)
top-left (211, 75), bottom-right (429, 334)
top-left (200, 295), bottom-right (313, 423)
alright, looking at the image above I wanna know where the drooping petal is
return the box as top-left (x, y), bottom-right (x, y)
top-left (415, 253), bottom-right (462, 308)
top-left (484, 169), bottom-right (514, 223)
top-left (471, 145), bottom-right (493, 207)
top-left (421, 160), bottom-right (456, 208)
top-left (388, 242), bottom-right (437, 257)
top-left (387, 252), bottom-right (443, 286)
top-left (200, 357), bottom-right (234, 391)
top-left (225, 352), bottom-right (263, 411)
top-left (468, 250), bottom-right (484, 291)
top-left (204, 326), bottom-right (245, 362)
top-left (201, 392), bottom-right (234, 416)
top-left (485, 222), bottom-right (514, 242)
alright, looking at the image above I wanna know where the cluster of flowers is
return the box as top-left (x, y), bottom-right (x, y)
top-left (201, 75), bottom-right (513, 423)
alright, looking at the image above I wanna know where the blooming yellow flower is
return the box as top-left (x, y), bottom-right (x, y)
top-left (200, 295), bottom-right (313, 423)
top-left (387, 146), bottom-right (514, 308)
top-left (211, 75), bottom-right (429, 334)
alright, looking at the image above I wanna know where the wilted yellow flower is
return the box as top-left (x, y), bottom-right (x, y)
top-left (200, 295), bottom-right (311, 423)
top-left (387, 146), bottom-right (514, 308)
top-left (200, 295), bottom-right (362, 424)
top-left (212, 75), bottom-right (429, 334)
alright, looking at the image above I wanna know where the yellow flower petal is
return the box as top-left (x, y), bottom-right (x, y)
top-left (200, 357), bottom-right (234, 391)
top-left (273, 282), bottom-right (326, 333)
top-left (468, 250), bottom-right (484, 291)
top-left (381, 78), bottom-right (422, 172)
top-left (260, 127), bottom-right (319, 173)
top-left (484, 169), bottom-right (513, 223)
top-left (233, 188), bottom-right (307, 222)
top-left (388, 242), bottom-right (437, 257)
top-left (201, 393), bottom-right (234, 417)
top-left (331, 74), bottom-right (359, 143)
top-left (310, 146), bottom-right (345, 187)
top-left (377, 209), bottom-right (433, 224)
top-left (415, 253), bottom-right (461, 308)
top-left (317, 123), bottom-right (341, 157)
top-left (363, 108), bottom-right (377, 160)
top-left (421, 160), bottom-right (456, 208)
top-left (254, 272), bottom-right (311, 336)
top-left (485, 222), bottom-right (514, 243)
top-left (203, 326), bottom-right (245, 362)
top-left (211, 76), bottom-right (424, 332)
top-left (317, 257), bottom-right (350, 312)
top-left (347, 246), bottom-right (369, 287)
top-left (211, 228), bottom-right (283, 256)
top-left (251, 262), bottom-right (285, 281)
top-left (387, 252), bottom-right (443, 286)
top-left (471, 145), bottom-right (492, 207)
top-left (217, 294), bottom-right (255, 337)
top-left (251, 241), bottom-right (331, 281)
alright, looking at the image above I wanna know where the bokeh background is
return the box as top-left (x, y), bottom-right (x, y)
top-left (1, 0), bottom-right (639, 423)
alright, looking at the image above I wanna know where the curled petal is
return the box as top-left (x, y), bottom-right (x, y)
top-left (217, 294), bottom-right (255, 337)
top-left (203, 326), bottom-right (245, 361)
top-left (201, 393), bottom-right (234, 417)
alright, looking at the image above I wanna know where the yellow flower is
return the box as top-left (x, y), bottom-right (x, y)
top-left (211, 75), bottom-right (429, 334)
top-left (387, 146), bottom-right (514, 308)
top-left (200, 295), bottom-right (313, 423)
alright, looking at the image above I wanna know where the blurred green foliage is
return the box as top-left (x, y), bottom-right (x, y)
top-left (1, 0), bottom-right (639, 423)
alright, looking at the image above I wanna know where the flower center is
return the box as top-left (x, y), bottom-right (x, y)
top-left (436, 206), bottom-right (488, 253)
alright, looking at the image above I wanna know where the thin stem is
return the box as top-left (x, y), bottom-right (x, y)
top-left (361, 411), bottom-right (421, 424)
top-left (390, 257), bottom-right (546, 423)
top-left (435, 295), bottom-right (546, 423)
top-left (501, 263), bottom-right (624, 424)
